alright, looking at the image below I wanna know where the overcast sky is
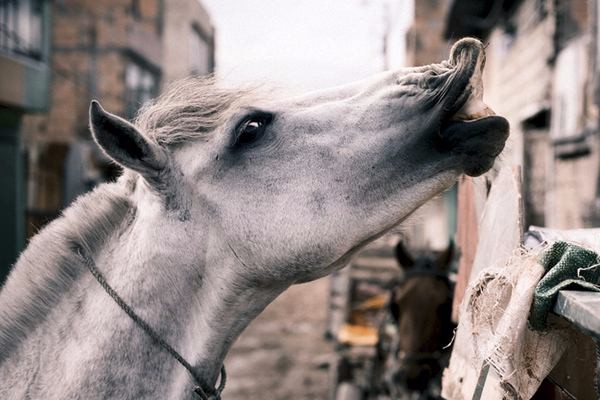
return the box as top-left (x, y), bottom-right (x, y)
top-left (202, 0), bottom-right (413, 91)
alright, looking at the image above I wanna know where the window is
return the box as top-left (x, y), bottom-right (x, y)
top-left (189, 25), bottom-right (211, 76)
top-left (551, 37), bottom-right (586, 141)
top-left (0, 0), bottom-right (44, 60)
top-left (124, 61), bottom-right (159, 119)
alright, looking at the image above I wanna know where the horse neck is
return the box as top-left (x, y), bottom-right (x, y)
top-left (10, 182), bottom-right (285, 398)
top-left (91, 193), bottom-right (287, 393)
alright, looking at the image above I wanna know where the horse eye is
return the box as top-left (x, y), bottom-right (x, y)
top-left (235, 115), bottom-right (270, 146)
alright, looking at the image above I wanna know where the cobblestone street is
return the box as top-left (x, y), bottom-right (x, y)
top-left (223, 278), bottom-right (334, 399)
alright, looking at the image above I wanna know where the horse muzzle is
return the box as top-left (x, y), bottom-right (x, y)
top-left (439, 38), bottom-right (510, 176)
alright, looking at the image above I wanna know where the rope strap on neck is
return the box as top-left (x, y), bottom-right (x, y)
top-left (77, 247), bottom-right (226, 399)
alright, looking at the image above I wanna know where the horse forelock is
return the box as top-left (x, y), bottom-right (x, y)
top-left (0, 181), bottom-right (134, 362)
top-left (134, 75), bottom-right (260, 148)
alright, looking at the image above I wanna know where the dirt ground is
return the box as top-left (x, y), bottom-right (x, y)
top-left (223, 277), bottom-right (334, 400)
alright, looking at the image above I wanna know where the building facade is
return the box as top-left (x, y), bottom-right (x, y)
top-left (162, 0), bottom-right (215, 86)
top-left (446, 0), bottom-right (599, 230)
top-left (0, 0), bottom-right (215, 277)
top-left (22, 0), bottom-right (164, 247)
top-left (405, 0), bottom-right (451, 67)
top-left (0, 0), bottom-right (51, 278)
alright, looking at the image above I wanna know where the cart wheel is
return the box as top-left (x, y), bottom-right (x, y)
top-left (336, 382), bottom-right (363, 400)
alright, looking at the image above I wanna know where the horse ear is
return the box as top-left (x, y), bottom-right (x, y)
top-left (436, 239), bottom-right (455, 271)
top-left (394, 241), bottom-right (415, 269)
top-left (89, 100), bottom-right (167, 177)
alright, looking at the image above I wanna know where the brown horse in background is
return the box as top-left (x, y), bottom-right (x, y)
top-left (376, 241), bottom-right (455, 399)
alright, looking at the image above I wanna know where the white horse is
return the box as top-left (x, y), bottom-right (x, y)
top-left (0, 38), bottom-right (507, 399)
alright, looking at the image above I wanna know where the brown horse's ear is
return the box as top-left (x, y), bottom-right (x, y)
top-left (436, 239), bottom-right (455, 271)
top-left (89, 100), bottom-right (167, 178)
top-left (394, 241), bottom-right (415, 269)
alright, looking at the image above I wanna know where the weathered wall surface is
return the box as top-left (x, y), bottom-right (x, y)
top-left (21, 1), bottom-right (163, 235)
top-left (483, 0), bottom-right (555, 170)
top-left (406, 0), bottom-right (451, 66)
top-left (483, 0), bottom-right (600, 230)
top-left (19, 0), bottom-right (215, 237)
top-left (162, 0), bottom-right (215, 85)
top-left (549, 136), bottom-right (600, 228)
top-left (25, 0), bottom-right (162, 144)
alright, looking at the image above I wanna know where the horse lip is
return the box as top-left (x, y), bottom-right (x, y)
top-left (442, 116), bottom-right (509, 145)
top-left (441, 115), bottom-right (510, 176)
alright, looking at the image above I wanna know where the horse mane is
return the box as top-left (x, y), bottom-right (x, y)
top-left (135, 75), bottom-right (256, 147)
top-left (0, 179), bottom-right (134, 362)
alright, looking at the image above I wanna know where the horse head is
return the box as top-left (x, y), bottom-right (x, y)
top-left (386, 240), bottom-right (455, 393)
top-left (89, 38), bottom-right (507, 288)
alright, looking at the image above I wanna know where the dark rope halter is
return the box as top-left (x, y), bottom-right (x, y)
top-left (76, 246), bottom-right (226, 400)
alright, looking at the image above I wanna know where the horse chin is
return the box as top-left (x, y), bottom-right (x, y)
top-left (293, 230), bottom-right (394, 284)
top-left (293, 264), bottom-right (340, 284)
